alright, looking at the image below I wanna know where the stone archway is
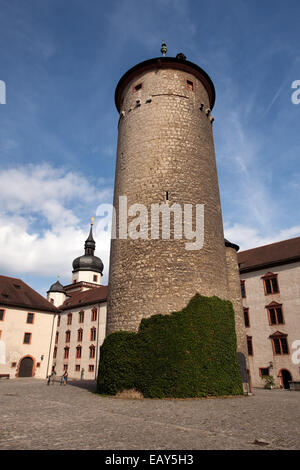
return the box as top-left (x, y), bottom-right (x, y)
top-left (18, 356), bottom-right (34, 377)
top-left (279, 369), bottom-right (292, 389)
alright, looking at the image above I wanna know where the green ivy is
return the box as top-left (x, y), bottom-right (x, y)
top-left (97, 294), bottom-right (243, 398)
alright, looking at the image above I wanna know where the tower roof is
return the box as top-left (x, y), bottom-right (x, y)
top-left (72, 221), bottom-right (104, 275)
top-left (224, 239), bottom-right (240, 252)
top-left (115, 55), bottom-right (216, 113)
top-left (47, 280), bottom-right (66, 294)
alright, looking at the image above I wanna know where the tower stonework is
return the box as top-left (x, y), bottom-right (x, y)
top-left (106, 55), bottom-right (237, 335)
top-left (225, 240), bottom-right (250, 388)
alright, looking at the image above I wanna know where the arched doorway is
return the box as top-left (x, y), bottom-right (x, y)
top-left (279, 369), bottom-right (292, 389)
top-left (18, 356), bottom-right (34, 377)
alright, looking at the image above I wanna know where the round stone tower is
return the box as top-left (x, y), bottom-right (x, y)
top-left (106, 52), bottom-right (230, 335)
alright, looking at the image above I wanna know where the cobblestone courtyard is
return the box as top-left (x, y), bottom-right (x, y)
top-left (0, 378), bottom-right (299, 450)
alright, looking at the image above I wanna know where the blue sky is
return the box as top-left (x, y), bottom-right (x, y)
top-left (0, 0), bottom-right (299, 295)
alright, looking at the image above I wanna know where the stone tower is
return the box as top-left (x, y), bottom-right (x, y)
top-left (106, 52), bottom-right (240, 338)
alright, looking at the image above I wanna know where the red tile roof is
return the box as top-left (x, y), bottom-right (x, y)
top-left (238, 237), bottom-right (300, 274)
top-left (59, 285), bottom-right (108, 310)
top-left (0, 275), bottom-right (58, 313)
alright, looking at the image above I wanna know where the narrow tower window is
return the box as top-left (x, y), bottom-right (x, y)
top-left (186, 79), bottom-right (194, 91)
top-left (165, 191), bottom-right (169, 201)
top-left (134, 83), bottom-right (143, 92)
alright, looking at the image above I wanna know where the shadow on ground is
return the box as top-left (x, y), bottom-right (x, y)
top-left (67, 379), bottom-right (97, 393)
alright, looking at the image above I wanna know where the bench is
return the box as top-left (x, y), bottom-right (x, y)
top-left (0, 374), bottom-right (9, 379)
top-left (48, 374), bottom-right (64, 385)
top-left (289, 381), bottom-right (300, 391)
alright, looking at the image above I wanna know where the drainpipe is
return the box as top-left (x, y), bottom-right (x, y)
top-left (46, 313), bottom-right (57, 379)
top-left (95, 303), bottom-right (101, 380)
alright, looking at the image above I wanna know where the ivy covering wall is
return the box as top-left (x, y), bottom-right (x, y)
top-left (97, 294), bottom-right (243, 398)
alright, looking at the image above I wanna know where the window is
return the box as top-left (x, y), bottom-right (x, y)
top-left (26, 313), bottom-right (34, 324)
top-left (76, 346), bottom-right (82, 359)
top-left (79, 311), bottom-right (84, 323)
top-left (247, 336), bottom-right (253, 356)
top-left (91, 308), bottom-right (97, 322)
top-left (89, 345), bottom-right (95, 359)
top-left (0, 331), bottom-right (2, 340)
top-left (270, 333), bottom-right (289, 355)
top-left (63, 364), bottom-right (68, 372)
top-left (88, 365), bottom-right (94, 373)
top-left (64, 347), bottom-right (70, 359)
top-left (50, 298), bottom-right (54, 304)
top-left (93, 275), bottom-right (98, 282)
top-left (67, 313), bottom-right (72, 325)
top-left (262, 273), bottom-right (279, 295)
top-left (243, 308), bottom-right (250, 327)
top-left (259, 368), bottom-right (269, 377)
top-left (75, 365), bottom-right (80, 372)
top-left (55, 332), bottom-right (59, 344)
top-left (65, 330), bottom-right (71, 343)
top-left (53, 346), bottom-right (57, 359)
top-left (57, 315), bottom-right (61, 327)
top-left (133, 83), bottom-right (142, 92)
top-left (186, 79), bottom-right (194, 91)
top-left (90, 327), bottom-right (96, 341)
top-left (0, 309), bottom-right (5, 321)
top-left (77, 328), bottom-right (83, 342)
top-left (36, 362), bottom-right (40, 368)
top-left (23, 332), bottom-right (32, 344)
top-left (266, 303), bottom-right (284, 325)
top-left (241, 281), bottom-right (246, 298)
top-left (11, 362), bottom-right (17, 368)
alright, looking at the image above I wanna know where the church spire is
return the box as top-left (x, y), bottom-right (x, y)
top-left (84, 217), bottom-right (96, 256)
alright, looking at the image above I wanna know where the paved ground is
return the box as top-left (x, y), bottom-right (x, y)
top-left (0, 378), bottom-right (299, 450)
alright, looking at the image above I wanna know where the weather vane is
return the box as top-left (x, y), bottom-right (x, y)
top-left (161, 40), bottom-right (167, 57)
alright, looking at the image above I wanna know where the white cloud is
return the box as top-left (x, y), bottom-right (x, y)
top-left (0, 163), bottom-right (112, 283)
top-left (224, 223), bottom-right (300, 251)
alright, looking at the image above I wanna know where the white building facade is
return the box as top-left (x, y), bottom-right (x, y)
top-left (48, 221), bottom-right (108, 380)
top-left (0, 275), bottom-right (58, 379)
top-left (238, 237), bottom-right (300, 389)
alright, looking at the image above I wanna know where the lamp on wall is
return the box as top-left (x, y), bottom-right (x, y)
top-left (41, 355), bottom-right (44, 361)
top-left (269, 361), bottom-right (273, 369)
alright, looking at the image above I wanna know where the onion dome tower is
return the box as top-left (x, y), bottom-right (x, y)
top-left (72, 218), bottom-right (104, 286)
